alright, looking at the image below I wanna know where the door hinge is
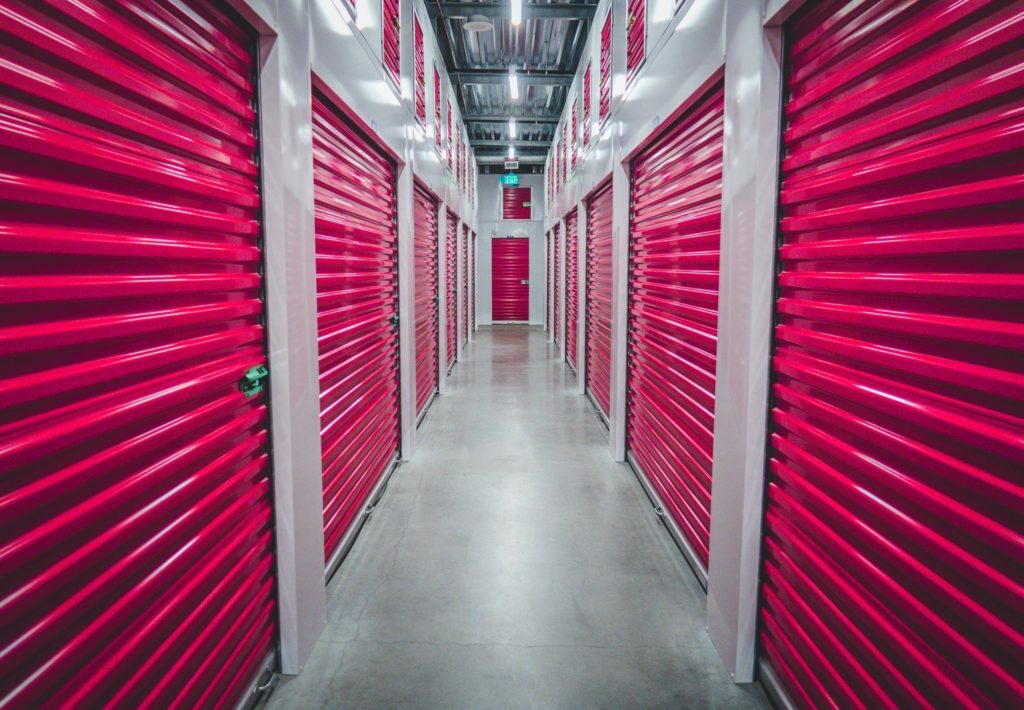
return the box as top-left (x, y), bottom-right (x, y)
top-left (240, 364), bottom-right (269, 398)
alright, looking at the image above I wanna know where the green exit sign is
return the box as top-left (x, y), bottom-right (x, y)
top-left (500, 173), bottom-right (519, 186)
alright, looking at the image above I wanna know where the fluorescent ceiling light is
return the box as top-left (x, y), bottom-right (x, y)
top-left (509, 118), bottom-right (517, 138)
top-left (508, 144), bottom-right (516, 158)
top-left (508, 68), bottom-right (519, 100)
top-left (511, 0), bottom-right (522, 26)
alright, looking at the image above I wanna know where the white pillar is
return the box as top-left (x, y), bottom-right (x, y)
top-left (706, 0), bottom-right (786, 684)
top-left (246, 0), bottom-right (327, 675)
top-left (396, 162), bottom-right (417, 458)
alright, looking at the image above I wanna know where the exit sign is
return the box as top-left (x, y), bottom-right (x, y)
top-left (500, 173), bottom-right (519, 186)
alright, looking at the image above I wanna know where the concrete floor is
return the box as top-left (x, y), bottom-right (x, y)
top-left (265, 326), bottom-right (767, 709)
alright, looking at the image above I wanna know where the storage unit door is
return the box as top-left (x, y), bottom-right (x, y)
top-left (491, 238), bottom-right (530, 321)
top-left (413, 183), bottom-right (439, 418)
top-left (545, 231), bottom-right (551, 330)
top-left (471, 232), bottom-right (477, 332)
top-left (759, 2), bottom-right (1024, 707)
top-left (462, 226), bottom-right (469, 347)
top-left (445, 211), bottom-right (458, 370)
top-left (626, 81), bottom-right (724, 571)
top-left (0, 1), bottom-right (276, 705)
top-left (565, 209), bottom-right (579, 372)
top-left (586, 180), bottom-right (614, 420)
top-left (313, 90), bottom-right (400, 565)
top-left (553, 224), bottom-right (562, 348)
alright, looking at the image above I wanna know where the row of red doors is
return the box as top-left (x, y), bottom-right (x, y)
top-left (613, 1), bottom-right (1023, 707)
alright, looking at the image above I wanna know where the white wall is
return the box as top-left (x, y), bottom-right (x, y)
top-left (476, 173), bottom-right (547, 325)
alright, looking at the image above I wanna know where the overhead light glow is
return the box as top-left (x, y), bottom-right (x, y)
top-left (508, 68), bottom-right (519, 100)
top-left (511, 0), bottom-right (522, 26)
top-left (508, 144), bottom-right (516, 158)
top-left (509, 118), bottom-right (517, 139)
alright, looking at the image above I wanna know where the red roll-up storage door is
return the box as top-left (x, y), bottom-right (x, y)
top-left (759, 2), bottom-right (1024, 707)
top-left (413, 182), bottom-right (439, 418)
top-left (312, 88), bottom-right (400, 566)
top-left (445, 211), bottom-right (458, 370)
top-left (502, 186), bottom-right (532, 220)
top-left (546, 231), bottom-right (552, 331)
top-left (462, 225), bottom-right (469, 347)
top-left (471, 231), bottom-right (477, 332)
top-left (586, 179), bottom-right (614, 420)
top-left (626, 81), bottom-right (724, 572)
top-left (565, 209), bottom-right (579, 372)
top-left (553, 224), bottom-right (562, 348)
top-left (0, 1), bottom-right (276, 705)
top-left (491, 237), bottom-right (530, 322)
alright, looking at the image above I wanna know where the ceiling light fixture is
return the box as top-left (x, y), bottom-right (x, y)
top-left (509, 118), bottom-right (517, 139)
top-left (508, 68), bottom-right (519, 100)
top-left (464, 14), bottom-right (494, 32)
top-left (511, 0), bottom-right (522, 26)
top-left (508, 144), bottom-right (516, 158)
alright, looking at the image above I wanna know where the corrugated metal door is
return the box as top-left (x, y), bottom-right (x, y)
top-left (626, 81), bottom-right (724, 572)
top-left (491, 238), bottom-right (530, 322)
top-left (312, 89), bottom-right (400, 567)
top-left (0, 1), bottom-right (276, 706)
top-left (760, 2), bottom-right (1024, 707)
top-left (565, 209), bottom-right (579, 373)
top-left (471, 232), bottom-right (477, 332)
top-left (553, 224), bottom-right (562, 349)
top-left (586, 179), bottom-right (614, 420)
top-left (546, 231), bottom-right (552, 331)
top-left (381, 0), bottom-right (400, 87)
top-left (461, 225), bottom-right (469, 347)
top-left (626, 0), bottom-right (645, 83)
top-left (413, 182), bottom-right (439, 419)
top-left (445, 211), bottom-right (458, 370)
top-left (502, 186), bottom-right (532, 220)
top-left (599, 10), bottom-right (612, 125)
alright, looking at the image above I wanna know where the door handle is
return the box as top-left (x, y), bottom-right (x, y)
top-left (521, 279), bottom-right (529, 285)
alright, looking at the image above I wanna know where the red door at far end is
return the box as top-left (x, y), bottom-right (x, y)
top-left (491, 238), bottom-right (530, 322)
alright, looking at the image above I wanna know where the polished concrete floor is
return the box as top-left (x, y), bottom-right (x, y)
top-left (266, 326), bottom-right (767, 709)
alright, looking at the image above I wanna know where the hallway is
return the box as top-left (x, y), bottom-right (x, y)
top-left (266, 327), bottom-right (767, 709)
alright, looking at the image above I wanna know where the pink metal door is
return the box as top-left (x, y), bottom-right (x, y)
top-left (413, 182), bottom-right (439, 418)
top-left (445, 211), bottom-right (458, 370)
top-left (553, 224), bottom-right (562, 348)
top-left (545, 231), bottom-right (552, 331)
top-left (0, 1), bottom-right (276, 705)
top-left (565, 209), bottom-right (579, 372)
top-left (462, 225), bottom-right (469, 346)
top-left (586, 179), bottom-right (614, 420)
top-left (491, 238), bottom-right (530, 322)
top-left (626, 81), bottom-right (725, 573)
top-left (312, 88), bottom-right (400, 567)
top-left (760, 2), bottom-right (1024, 707)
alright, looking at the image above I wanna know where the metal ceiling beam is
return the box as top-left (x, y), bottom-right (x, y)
top-left (463, 114), bottom-right (559, 124)
top-left (453, 69), bottom-right (573, 86)
top-left (477, 155), bottom-right (547, 164)
top-left (426, 2), bottom-right (597, 20)
top-left (471, 139), bottom-right (549, 148)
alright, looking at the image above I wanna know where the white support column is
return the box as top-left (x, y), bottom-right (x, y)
top-left (396, 162), bottom-right (416, 458)
top-left (575, 202), bottom-right (588, 394)
top-left (437, 202), bottom-right (449, 394)
top-left (245, 0), bottom-right (327, 675)
top-left (706, 0), bottom-right (785, 684)
top-left (608, 156), bottom-right (631, 461)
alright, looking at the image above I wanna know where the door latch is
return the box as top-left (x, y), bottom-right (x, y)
top-left (240, 364), bottom-right (269, 398)
top-left (389, 314), bottom-right (400, 327)
top-left (521, 279), bottom-right (529, 285)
